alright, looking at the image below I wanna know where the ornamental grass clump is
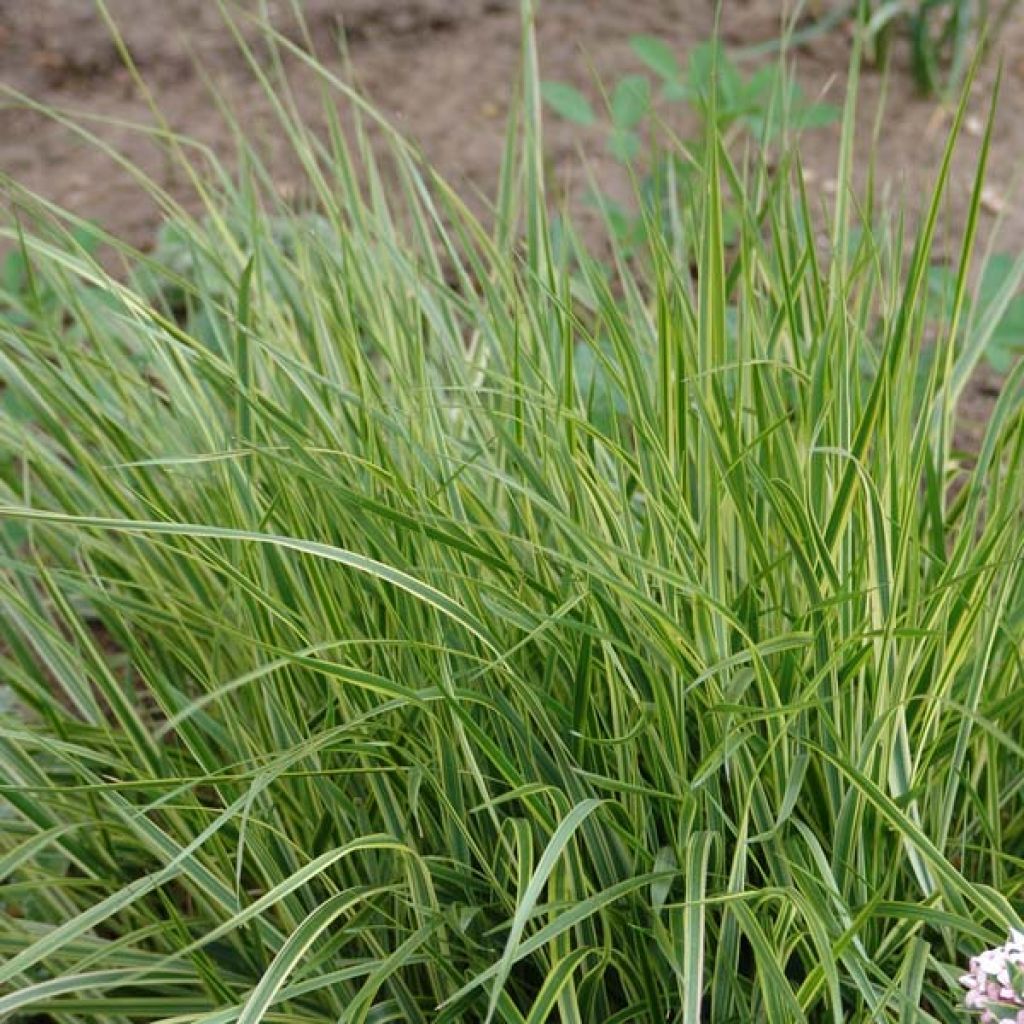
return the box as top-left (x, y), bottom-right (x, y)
top-left (0, 3), bottom-right (1023, 1022)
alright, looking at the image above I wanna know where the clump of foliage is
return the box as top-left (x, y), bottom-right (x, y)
top-left (0, 4), bottom-right (1023, 1023)
top-left (542, 38), bottom-right (839, 251)
top-left (860, 0), bottom-right (1019, 95)
top-left (714, 1), bottom-right (1018, 98)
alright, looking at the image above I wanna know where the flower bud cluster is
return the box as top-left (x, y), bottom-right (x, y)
top-left (962, 932), bottom-right (1024, 1022)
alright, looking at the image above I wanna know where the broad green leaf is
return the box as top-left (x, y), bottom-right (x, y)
top-left (611, 75), bottom-right (651, 131)
top-left (541, 81), bottom-right (596, 125)
top-left (629, 34), bottom-right (680, 82)
top-left (986, 295), bottom-right (1024, 372)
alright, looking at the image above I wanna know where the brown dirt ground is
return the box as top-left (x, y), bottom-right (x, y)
top-left (1, 0), bottom-right (1022, 442)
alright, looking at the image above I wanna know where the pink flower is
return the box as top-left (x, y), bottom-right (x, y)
top-left (961, 932), bottom-right (1024, 1019)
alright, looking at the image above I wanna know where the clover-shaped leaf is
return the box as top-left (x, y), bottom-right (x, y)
top-left (611, 75), bottom-right (651, 131)
top-left (541, 81), bottom-right (596, 126)
top-left (629, 35), bottom-right (680, 84)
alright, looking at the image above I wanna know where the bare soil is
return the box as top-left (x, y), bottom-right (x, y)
top-left (1, 0), bottom-right (1023, 437)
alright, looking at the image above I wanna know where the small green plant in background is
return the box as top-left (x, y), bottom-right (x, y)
top-left (1, 222), bottom-right (107, 551)
top-left (861, 0), bottom-right (1020, 95)
top-left (542, 39), bottom-right (839, 252)
top-left (628, 35), bottom-right (841, 140)
top-left (542, 38), bottom-right (840, 429)
top-left (133, 210), bottom-right (339, 355)
top-left (783, 0), bottom-right (1021, 96)
top-left (929, 252), bottom-right (1024, 371)
top-left (0, 221), bottom-right (103, 335)
top-left (705, 1), bottom-right (1018, 97)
